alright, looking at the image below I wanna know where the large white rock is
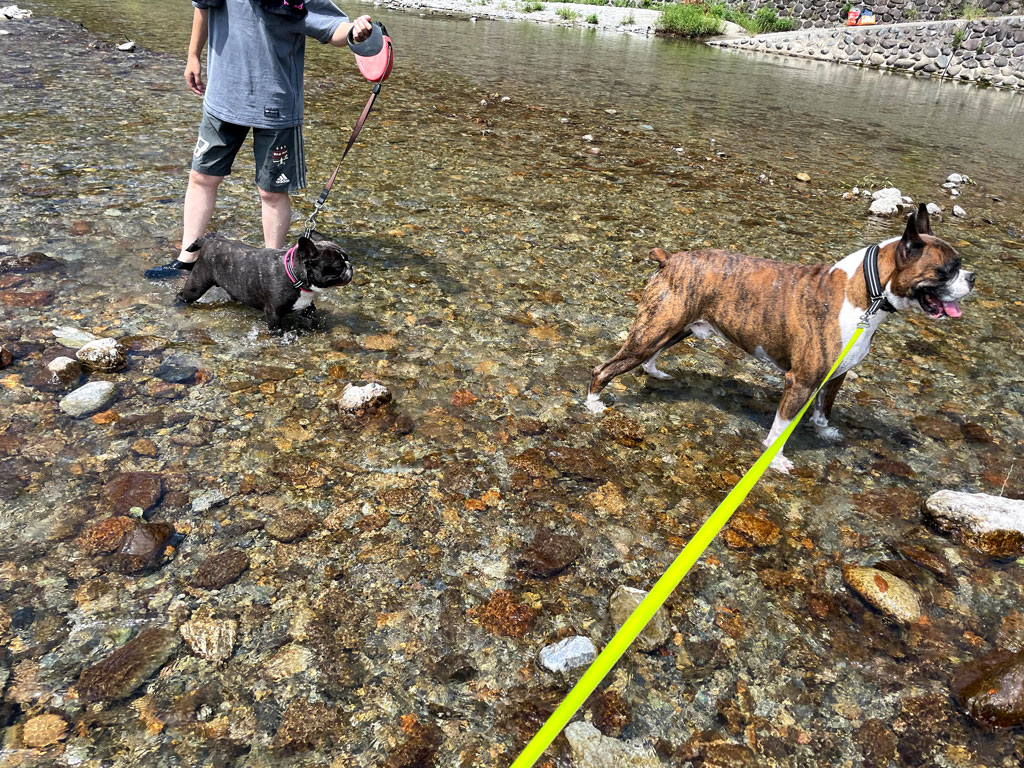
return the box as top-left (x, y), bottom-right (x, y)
top-left (337, 382), bottom-right (391, 414)
top-left (1, 5), bottom-right (33, 20)
top-left (868, 187), bottom-right (912, 216)
top-left (925, 490), bottom-right (1024, 558)
top-left (180, 616), bottom-right (237, 663)
top-left (564, 722), bottom-right (664, 768)
top-left (52, 326), bottom-right (100, 349)
top-left (59, 381), bottom-right (118, 418)
top-left (76, 338), bottom-right (127, 372)
top-left (538, 636), bottom-right (597, 674)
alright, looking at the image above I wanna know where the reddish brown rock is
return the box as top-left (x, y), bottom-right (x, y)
top-left (266, 509), bottom-right (317, 542)
top-left (516, 529), bottom-right (581, 578)
top-left (952, 650), bottom-right (1024, 729)
top-left (102, 471), bottom-right (163, 514)
top-left (21, 713), bottom-right (68, 747)
top-left (112, 521), bottom-right (175, 573)
top-left (193, 549), bottom-right (250, 589)
top-left (450, 389), bottom-right (477, 408)
top-left (468, 590), bottom-right (538, 638)
top-left (601, 412), bottom-right (644, 447)
top-left (76, 516), bottom-right (136, 555)
top-left (77, 627), bottom-right (180, 703)
top-left (728, 511), bottom-right (781, 548)
top-left (0, 344), bottom-right (12, 369)
top-left (0, 290), bottom-right (54, 308)
top-left (589, 688), bottom-right (631, 738)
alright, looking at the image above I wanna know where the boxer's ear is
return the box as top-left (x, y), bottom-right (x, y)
top-left (895, 207), bottom-right (927, 267)
top-left (915, 202), bottom-right (932, 235)
top-left (296, 236), bottom-right (318, 260)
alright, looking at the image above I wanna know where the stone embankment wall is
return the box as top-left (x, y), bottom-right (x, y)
top-left (723, 0), bottom-right (1024, 29)
top-left (709, 16), bottom-right (1024, 88)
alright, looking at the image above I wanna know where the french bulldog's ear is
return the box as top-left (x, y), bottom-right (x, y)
top-left (296, 236), bottom-right (317, 259)
top-left (896, 206), bottom-right (927, 266)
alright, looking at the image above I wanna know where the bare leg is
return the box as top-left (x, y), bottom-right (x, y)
top-left (180, 171), bottom-right (223, 262)
top-left (259, 187), bottom-right (291, 249)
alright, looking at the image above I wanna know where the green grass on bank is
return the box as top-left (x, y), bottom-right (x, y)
top-left (657, 2), bottom-right (799, 38)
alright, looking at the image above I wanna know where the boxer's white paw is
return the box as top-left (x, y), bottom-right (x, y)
top-left (769, 454), bottom-right (794, 474)
top-left (816, 425), bottom-right (842, 442)
top-left (643, 367), bottom-right (674, 381)
top-left (585, 393), bottom-right (607, 414)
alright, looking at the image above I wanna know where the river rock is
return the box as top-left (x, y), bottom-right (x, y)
top-left (869, 187), bottom-right (912, 216)
top-left (21, 713), bottom-right (67, 747)
top-left (193, 549), bottom-right (249, 589)
top-left (32, 355), bottom-right (83, 391)
top-left (0, 344), bottom-right (12, 369)
top-left (564, 721), bottom-right (663, 768)
top-left (947, 173), bottom-right (971, 184)
top-left (59, 381), bottom-right (118, 418)
top-left (77, 627), bottom-right (180, 703)
top-left (924, 490), bottom-right (1024, 558)
top-left (75, 516), bottom-right (136, 555)
top-left (517, 529), bottom-right (582, 577)
top-left (103, 471), bottom-right (162, 514)
top-left (266, 508), bottom-right (317, 542)
top-left (191, 489), bottom-right (228, 513)
top-left (609, 585), bottom-right (670, 651)
top-left (842, 565), bottom-right (922, 624)
top-left (337, 382), bottom-right (391, 415)
top-left (112, 521), bottom-right (175, 573)
top-left (926, 202), bottom-right (943, 217)
top-left (538, 636), bottom-right (597, 674)
top-left (953, 205), bottom-right (967, 218)
top-left (0, 251), bottom-right (58, 272)
top-left (180, 614), bottom-right (237, 662)
top-left (952, 650), bottom-right (1024, 729)
top-left (76, 338), bottom-right (127, 372)
top-left (52, 326), bottom-right (100, 349)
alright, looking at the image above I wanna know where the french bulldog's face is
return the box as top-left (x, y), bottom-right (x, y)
top-left (886, 205), bottom-right (976, 319)
top-left (297, 236), bottom-right (353, 288)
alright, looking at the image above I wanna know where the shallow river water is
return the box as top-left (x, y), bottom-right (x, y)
top-left (1, 1), bottom-right (1023, 766)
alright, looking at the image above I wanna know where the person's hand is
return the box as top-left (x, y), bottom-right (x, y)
top-left (185, 55), bottom-right (205, 96)
top-left (350, 15), bottom-right (372, 43)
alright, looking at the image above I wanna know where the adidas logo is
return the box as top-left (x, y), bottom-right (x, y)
top-left (275, 173), bottom-right (290, 185)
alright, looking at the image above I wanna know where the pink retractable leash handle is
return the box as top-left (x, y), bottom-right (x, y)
top-left (303, 22), bottom-right (394, 238)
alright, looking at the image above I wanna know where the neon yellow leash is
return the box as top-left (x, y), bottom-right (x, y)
top-left (510, 325), bottom-right (866, 768)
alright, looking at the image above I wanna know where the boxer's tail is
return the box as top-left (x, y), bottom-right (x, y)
top-left (648, 248), bottom-right (669, 267)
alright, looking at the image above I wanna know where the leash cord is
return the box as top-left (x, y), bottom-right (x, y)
top-left (509, 325), bottom-right (867, 768)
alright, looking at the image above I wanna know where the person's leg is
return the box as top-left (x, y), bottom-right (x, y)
top-left (146, 113), bottom-right (247, 279)
top-left (258, 187), bottom-right (291, 249)
top-left (253, 124), bottom-right (306, 249)
top-left (180, 171), bottom-right (224, 262)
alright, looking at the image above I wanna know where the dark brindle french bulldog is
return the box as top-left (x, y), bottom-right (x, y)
top-left (176, 234), bottom-right (353, 332)
top-left (587, 204), bottom-right (976, 473)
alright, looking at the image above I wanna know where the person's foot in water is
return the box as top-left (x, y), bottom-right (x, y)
top-left (144, 257), bottom-right (196, 280)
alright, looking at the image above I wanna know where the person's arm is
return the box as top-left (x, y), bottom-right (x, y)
top-left (185, 8), bottom-right (209, 96)
top-left (328, 14), bottom-right (372, 47)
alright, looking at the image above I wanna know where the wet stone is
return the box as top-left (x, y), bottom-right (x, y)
top-left (21, 713), bottom-right (68, 748)
top-left (0, 251), bottom-right (64, 274)
top-left (432, 652), bottom-right (477, 683)
top-left (52, 326), bottom-right (99, 348)
top-left (59, 381), bottom-right (118, 418)
top-left (31, 355), bottom-right (83, 391)
top-left (154, 357), bottom-right (198, 384)
top-left (337, 381), bottom-right (391, 415)
top-left (102, 471), bottom-right (163, 514)
top-left (77, 627), bottom-right (180, 703)
top-left (75, 516), bottom-right (136, 555)
top-left (924, 490), bottom-right (1024, 558)
top-left (601, 411), bottom-right (644, 447)
top-left (112, 521), bottom-right (175, 573)
top-left (194, 549), bottom-right (250, 589)
top-left (538, 635), bottom-right (597, 674)
top-left (952, 650), bottom-right (1024, 729)
top-left (273, 700), bottom-right (348, 754)
top-left (76, 338), bottom-right (127, 372)
top-left (726, 511), bottom-right (781, 548)
top-left (547, 443), bottom-right (611, 481)
top-left (609, 585), bottom-right (670, 651)
top-left (855, 718), bottom-right (898, 768)
top-left (842, 565), bottom-right (922, 624)
top-left (589, 688), bottom-right (631, 738)
top-left (179, 614), bottom-right (237, 663)
top-left (960, 422), bottom-right (992, 442)
top-left (468, 590), bottom-right (538, 638)
top-left (516, 529), bottom-right (582, 577)
top-left (564, 721), bottom-right (663, 768)
top-left (383, 720), bottom-right (443, 768)
top-left (0, 344), bottom-right (12, 369)
top-left (191, 489), bottom-right (228, 514)
top-left (266, 508), bottom-right (317, 542)
top-left (891, 542), bottom-right (956, 587)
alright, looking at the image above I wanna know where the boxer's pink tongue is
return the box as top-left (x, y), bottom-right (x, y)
top-left (943, 301), bottom-right (962, 318)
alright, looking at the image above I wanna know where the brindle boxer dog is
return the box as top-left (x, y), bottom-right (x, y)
top-left (587, 204), bottom-right (975, 473)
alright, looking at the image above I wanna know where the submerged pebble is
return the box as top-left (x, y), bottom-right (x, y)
top-left (564, 721), bottom-right (663, 768)
top-left (21, 713), bottom-right (67, 748)
top-left (77, 627), bottom-right (180, 703)
top-left (952, 650), bottom-right (1024, 729)
top-left (538, 635), bottom-right (597, 674)
top-left (58, 381), bottom-right (117, 418)
top-left (193, 549), bottom-right (250, 589)
top-left (609, 585), bottom-right (670, 651)
top-left (75, 338), bottom-right (127, 372)
top-left (842, 566), bottom-right (922, 624)
top-left (180, 614), bottom-right (237, 663)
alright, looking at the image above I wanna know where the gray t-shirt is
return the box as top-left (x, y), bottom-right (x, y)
top-left (195, 0), bottom-right (348, 129)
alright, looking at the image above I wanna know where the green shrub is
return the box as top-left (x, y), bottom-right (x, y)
top-left (658, 3), bottom-right (724, 37)
top-left (962, 3), bottom-right (985, 20)
top-left (752, 5), bottom-right (799, 33)
top-left (556, 7), bottom-right (579, 20)
top-left (622, 12), bottom-right (635, 24)
top-left (952, 27), bottom-right (965, 48)
top-left (904, 5), bottom-right (917, 20)
top-left (521, 1), bottom-right (544, 10)
top-left (586, 12), bottom-right (599, 23)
